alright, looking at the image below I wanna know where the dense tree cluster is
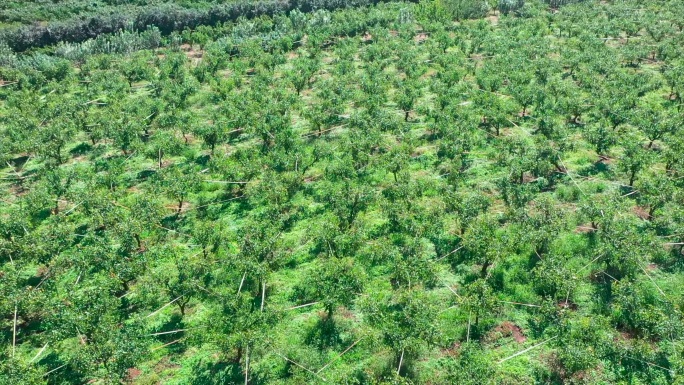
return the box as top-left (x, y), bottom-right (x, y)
top-left (1, 0), bottom-right (684, 384)
top-left (0, 0), bottom-right (422, 52)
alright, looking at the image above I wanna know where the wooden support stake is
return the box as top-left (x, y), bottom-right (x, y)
top-left (444, 283), bottom-right (462, 299)
top-left (466, 311), bottom-right (471, 343)
top-left (436, 246), bottom-right (463, 262)
top-left (12, 303), bottom-right (17, 357)
top-left (275, 353), bottom-right (327, 381)
top-left (557, 156), bottom-right (587, 197)
top-left (244, 345), bottom-right (250, 385)
top-left (499, 300), bottom-right (541, 308)
top-left (30, 343), bottom-right (48, 363)
top-left (147, 328), bottom-right (209, 336)
top-left (286, 302), bottom-right (319, 311)
top-left (237, 272), bottom-right (246, 295)
top-left (497, 336), bottom-right (556, 364)
top-left (151, 338), bottom-right (184, 351)
top-left (640, 264), bottom-right (666, 297)
top-left (43, 364), bottom-right (67, 377)
top-left (397, 348), bottom-right (405, 376)
top-left (261, 281), bottom-right (266, 312)
top-left (317, 336), bottom-right (364, 374)
top-left (204, 180), bottom-right (250, 184)
top-left (146, 295), bottom-right (184, 318)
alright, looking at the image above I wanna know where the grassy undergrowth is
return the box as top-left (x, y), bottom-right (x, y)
top-left (1, 0), bottom-right (684, 384)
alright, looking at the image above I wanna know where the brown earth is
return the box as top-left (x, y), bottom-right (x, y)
top-left (487, 321), bottom-right (526, 343)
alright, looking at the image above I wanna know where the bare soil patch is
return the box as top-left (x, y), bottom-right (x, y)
top-left (575, 224), bottom-right (597, 234)
top-left (414, 33), bottom-right (428, 44)
top-left (487, 321), bottom-right (526, 344)
top-left (632, 206), bottom-right (651, 220)
top-left (558, 300), bottom-right (578, 311)
top-left (127, 368), bottom-right (142, 382)
top-left (487, 14), bottom-right (500, 25)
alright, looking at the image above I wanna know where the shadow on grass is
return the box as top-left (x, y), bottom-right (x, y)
top-left (577, 161), bottom-right (613, 178)
top-left (189, 360), bottom-right (245, 385)
top-left (70, 142), bottom-right (92, 156)
top-left (137, 169), bottom-right (157, 180)
top-left (38, 353), bottom-right (87, 384)
top-left (305, 316), bottom-right (342, 351)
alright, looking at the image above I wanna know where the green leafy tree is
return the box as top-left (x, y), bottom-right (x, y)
top-left (618, 135), bottom-right (653, 187)
top-left (234, 217), bottom-right (283, 311)
top-left (446, 190), bottom-right (491, 236)
top-left (119, 51), bottom-right (154, 87)
top-left (146, 129), bottom-right (184, 168)
top-left (44, 276), bottom-right (148, 384)
top-left (635, 173), bottom-right (676, 219)
top-left (462, 278), bottom-right (500, 330)
top-left (109, 113), bottom-right (143, 156)
top-left (363, 289), bottom-right (440, 377)
top-left (34, 113), bottom-right (77, 165)
top-left (142, 245), bottom-right (211, 317)
top-left (307, 257), bottom-right (365, 319)
top-left (437, 343), bottom-right (494, 384)
top-left (532, 252), bottom-right (578, 301)
top-left (515, 200), bottom-right (560, 258)
top-left (383, 144), bottom-right (411, 183)
top-left (114, 194), bottom-right (164, 252)
top-left (206, 293), bottom-right (279, 377)
top-left (498, 0), bottom-right (524, 15)
top-left (388, 238), bottom-right (439, 289)
top-left (584, 122), bottom-right (617, 157)
top-left (553, 315), bottom-right (614, 381)
top-left (287, 56), bottom-right (320, 95)
top-left (462, 214), bottom-right (506, 278)
top-left (631, 106), bottom-right (678, 149)
top-left (0, 356), bottom-right (46, 385)
top-left (153, 165), bottom-right (202, 214)
top-left (440, 0), bottom-right (490, 21)
top-left (395, 78), bottom-right (423, 122)
top-left (662, 61), bottom-right (684, 102)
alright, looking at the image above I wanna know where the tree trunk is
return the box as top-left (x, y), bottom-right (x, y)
top-left (481, 261), bottom-right (490, 278)
top-left (648, 205), bottom-right (657, 219)
top-left (629, 170), bottom-right (637, 186)
top-left (235, 345), bottom-right (243, 364)
top-left (134, 234), bottom-right (143, 250)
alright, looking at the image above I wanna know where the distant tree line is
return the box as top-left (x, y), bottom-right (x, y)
top-left (0, 0), bottom-right (417, 52)
top-left (1, 0), bottom-right (589, 52)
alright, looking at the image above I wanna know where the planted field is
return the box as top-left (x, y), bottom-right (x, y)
top-left (1, 0), bottom-right (684, 384)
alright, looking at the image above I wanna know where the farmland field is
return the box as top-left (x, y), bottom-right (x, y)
top-left (1, 0), bottom-right (684, 384)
